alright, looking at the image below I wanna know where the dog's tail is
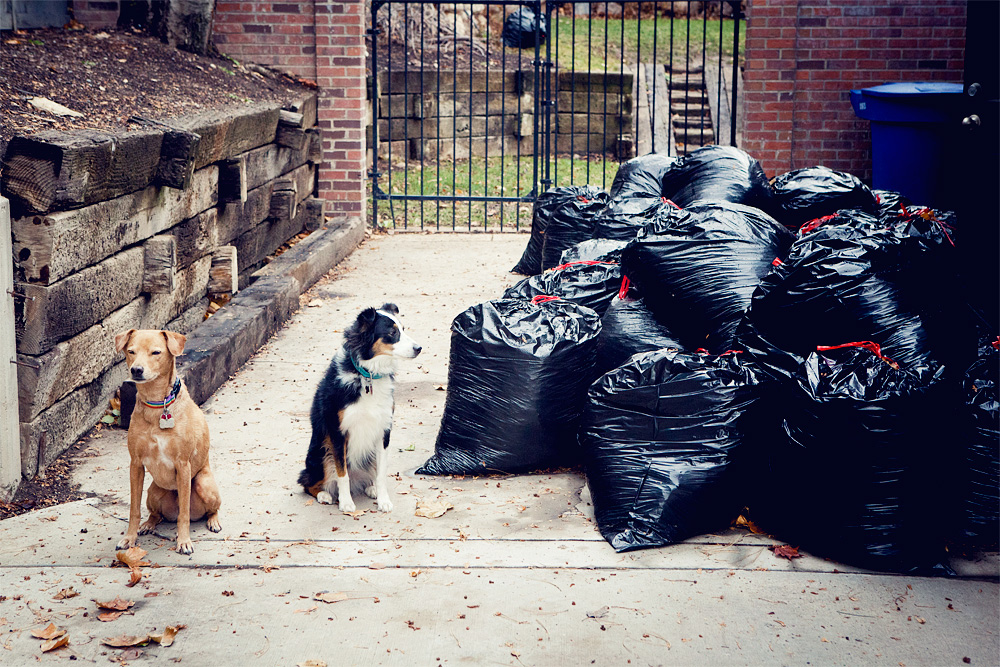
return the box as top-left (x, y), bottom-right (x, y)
top-left (298, 429), bottom-right (327, 492)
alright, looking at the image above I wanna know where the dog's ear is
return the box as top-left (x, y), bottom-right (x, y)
top-left (162, 331), bottom-right (186, 357)
top-left (115, 329), bottom-right (136, 353)
top-left (357, 307), bottom-right (378, 332)
top-left (380, 302), bottom-right (399, 315)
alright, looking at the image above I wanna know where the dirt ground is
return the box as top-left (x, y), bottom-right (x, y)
top-left (0, 26), bottom-right (311, 147)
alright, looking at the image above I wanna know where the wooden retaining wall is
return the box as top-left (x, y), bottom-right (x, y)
top-left (367, 69), bottom-right (635, 163)
top-left (1, 94), bottom-right (326, 484)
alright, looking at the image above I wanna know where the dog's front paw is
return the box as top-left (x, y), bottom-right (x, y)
top-left (138, 519), bottom-right (159, 535)
top-left (206, 513), bottom-right (222, 533)
top-left (364, 485), bottom-right (378, 500)
top-left (376, 495), bottom-right (394, 513)
top-left (116, 536), bottom-right (138, 550)
top-left (316, 491), bottom-right (334, 505)
top-left (339, 496), bottom-right (357, 514)
top-left (176, 539), bottom-right (194, 555)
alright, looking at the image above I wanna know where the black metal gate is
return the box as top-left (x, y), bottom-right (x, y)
top-left (369, 1), bottom-right (744, 231)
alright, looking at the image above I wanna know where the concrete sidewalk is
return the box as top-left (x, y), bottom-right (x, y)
top-left (0, 234), bottom-right (997, 665)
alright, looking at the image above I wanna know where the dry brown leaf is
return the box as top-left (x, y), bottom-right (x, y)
top-left (31, 623), bottom-right (66, 640)
top-left (95, 596), bottom-right (135, 611)
top-left (102, 634), bottom-right (150, 648)
top-left (298, 661), bottom-right (327, 667)
top-left (98, 611), bottom-right (126, 622)
top-left (734, 514), bottom-right (766, 534)
top-left (409, 569), bottom-right (422, 578)
top-left (53, 587), bottom-right (79, 600)
top-left (414, 499), bottom-right (453, 519)
top-left (294, 605), bottom-right (318, 614)
top-left (770, 544), bottom-right (802, 560)
top-left (149, 624), bottom-right (184, 647)
top-left (41, 635), bottom-right (70, 652)
top-left (115, 547), bottom-right (150, 587)
top-left (314, 592), bottom-right (348, 604)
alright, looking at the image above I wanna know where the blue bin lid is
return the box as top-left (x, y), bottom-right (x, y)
top-left (851, 82), bottom-right (964, 123)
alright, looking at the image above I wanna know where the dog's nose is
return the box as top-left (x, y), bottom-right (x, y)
top-left (130, 366), bottom-right (145, 380)
top-left (413, 345), bottom-right (422, 356)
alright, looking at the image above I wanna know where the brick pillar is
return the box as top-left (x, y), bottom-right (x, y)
top-left (314, 1), bottom-right (367, 217)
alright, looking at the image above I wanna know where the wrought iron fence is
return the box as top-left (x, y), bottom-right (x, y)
top-left (369, 1), bottom-right (744, 230)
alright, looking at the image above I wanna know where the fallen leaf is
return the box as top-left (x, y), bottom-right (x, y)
top-left (95, 596), bottom-right (135, 611)
top-left (294, 605), bottom-right (318, 614)
top-left (29, 96), bottom-right (84, 117)
top-left (821, 637), bottom-right (829, 642)
top-left (734, 514), bottom-right (766, 534)
top-left (149, 625), bottom-right (184, 647)
top-left (298, 661), bottom-right (327, 667)
top-left (771, 544), bottom-right (802, 560)
top-left (31, 623), bottom-right (66, 640)
top-left (415, 499), bottom-right (453, 519)
top-left (103, 634), bottom-right (150, 648)
top-left (115, 547), bottom-right (150, 587)
top-left (587, 606), bottom-right (610, 619)
top-left (915, 617), bottom-right (926, 625)
top-left (409, 569), bottom-right (422, 578)
top-left (314, 592), bottom-right (348, 604)
top-left (53, 587), bottom-right (79, 600)
top-left (98, 612), bottom-right (126, 622)
top-left (41, 635), bottom-right (70, 652)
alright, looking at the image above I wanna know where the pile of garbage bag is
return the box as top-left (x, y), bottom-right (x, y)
top-left (418, 148), bottom-right (994, 573)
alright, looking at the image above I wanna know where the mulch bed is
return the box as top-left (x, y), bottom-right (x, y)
top-left (0, 26), bottom-right (312, 148)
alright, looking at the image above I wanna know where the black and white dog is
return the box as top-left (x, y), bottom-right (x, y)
top-left (298, 304), bottom-right (421, 513)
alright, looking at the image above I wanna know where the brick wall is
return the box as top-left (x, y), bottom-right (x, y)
top-left (742, 0), bottom-right (966, 180)
top-left (214, 1), bottom-right (367, 216)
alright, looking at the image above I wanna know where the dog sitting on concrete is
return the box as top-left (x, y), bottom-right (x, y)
top-left (115, 329), bottom-right (221, 554)
top-left (298, 304), bottom-right (421, 513)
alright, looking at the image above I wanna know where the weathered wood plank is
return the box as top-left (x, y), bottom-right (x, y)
top-left (16, 247), bottom-right (145, 355)
top-left (208, 246), bottom-right (238, 295)
top-left (172, 208), bottom-right (219, 269)
top-left (155, 128), bottom-right (201, 190)
top-left (233, 200), bottom-right (309, 276)
top-left (558, 70), bottom-right (634, 94)
top-left (172, 103), bottom-right (281, 170)
top-left (11, 166), bottom-right (217, 285)
top-left (556, 91), bottom-right (632, 114)
top-left (378, 70), bottom-right (523, 94)
top-left (301, 197), bottom-right (325, 232)
top-left (20, 362), bottom-right (127, 477)
top-left (241, 141), bottom-right (311, 192)
top-left (219, 155), bottom-right (248, 203)
top-left (15, 255), bottom-right (210, 421)
top-left (269, 187), bottom-right (297, 221)
top-left (307, 129), bottom-right (322, 162)
top-left (2, 128), bottom-right (163, 214)
top-left (0, 196), bottom-right (18, 500)
top-left (142, 235), bottom-right (177, 294)
top-left (279, 110), bottom-right (304, 128)
top-left (276, 124), bottom-right (307, 151)
top-left (289, 93), bottom-right (318, 129)
top-left (216, 181), bottom-right (274, 247)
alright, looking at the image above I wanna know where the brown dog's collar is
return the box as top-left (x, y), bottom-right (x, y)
top-left (140, 377), bottom-right (182, 409)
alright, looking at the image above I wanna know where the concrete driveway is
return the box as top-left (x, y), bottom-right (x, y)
top-left (0, 233), bottom-right (997, 665)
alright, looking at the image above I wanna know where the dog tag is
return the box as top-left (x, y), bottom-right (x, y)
top-left (160, 410), bottom-right (175, 429)
top-left (361, 376), bottom-right (373, 395)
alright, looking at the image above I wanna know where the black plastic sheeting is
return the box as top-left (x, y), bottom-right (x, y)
top-left (417, 298), bottom-right (601, 476)
top-left (581, 349), bottom-right (763, 552)
top-left (560, 238), bottom-right (629, 265)
top-left (621, 202), bottom-right (794, 353)
top-left (736, 223), bottom-right (967, 381)
top-left (873, 189), bottom-right (912, 222)
top-left (596, 295), bottom-right (686, 377)
top-left (769, 166), bottom-right (877, 228)
top-left (501, 7), bottom-right (546, 49)
top-left (503, 261), bottom-right (622, 316)
top-left (660, 145), bottom-right (773, 210)
top-left (748, 344), bottom-right (951, 573)
top-left (591, 195), bottom-right (684, 241)
top-left (512, 185), bottom-right (607, 275)
top-left (609, 153), bottom-right (677, 200)
top-left (539, 189), bottom-right (613, 270)
top-left (959, 334), bottom-right (1000, 549)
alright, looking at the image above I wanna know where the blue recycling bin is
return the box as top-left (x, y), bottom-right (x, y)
top-left (850, 82), bottom-right (964, 210)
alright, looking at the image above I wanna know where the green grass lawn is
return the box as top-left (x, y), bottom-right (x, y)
top-left (371, 155), bottom-right (621, 230)
top-left (552, 16), bottom-right (744, 72)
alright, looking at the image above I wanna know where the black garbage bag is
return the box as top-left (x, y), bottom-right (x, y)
top-left (796, 208), bottom-right (881, 236)
top-left (621, 201), bottom-right (794, 352)
top-left (512, 185), bottom-right (606, 275)
top-left (609, 153), bottom-right (677, 200)
top-left (417, 298), bottom-right (601, 475)
top-left (886, 205), bottom-right (959, 248)
top-left (959, 334), bottom-right (1000, 549)
top-left (660, 145), bottom-right (773, 210)
top-left (769, 166), bottom-right (877, 228)
top-left (503, 260), bottom-right (621, 316)
top-left (501, 7), bottom-right (547, 49)
top-left (596, 295), bottom-right (686, 376)
top-left (539, 189), bottom-right (613, 270)
top-left (736, 224), bottom-right (963, 381)
top-left (749, 343), bottom-right (951, 573)
top-left (560, 238), bottom-right (629, 265)
top-left (873, 189), bottom-right (912, 222)
top-left (591, 195), bottom-right (685, 241)
top-left (581, 349), bottom-right (763, 552)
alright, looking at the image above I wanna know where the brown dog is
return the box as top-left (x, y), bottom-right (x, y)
top-left (114, 329), bottom-right (221, 554)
